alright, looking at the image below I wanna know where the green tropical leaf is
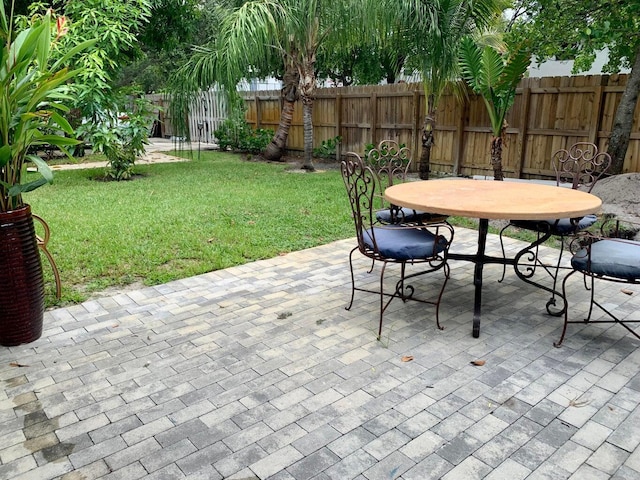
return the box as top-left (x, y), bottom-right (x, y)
top-left (32, 135), bottom-right (79, 147)
top-left (0, 2), bottom-right (7, 34)
top-left (0, 145), bottom-right (10, 168)
top-left (8, 177), bottom-right (49, 197)
top-left (25, 155), bottom-right (54, 183)
top-left (51, 39), bottom-right (98, 71)
top-left (36, 12), bottom-right (52, 70)
top-left (49, 110), bottom-right (75, 134)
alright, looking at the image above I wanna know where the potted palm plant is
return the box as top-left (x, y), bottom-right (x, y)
top-left (459, 37), bottom-right (531, 181)
top-left (0, 4), bottom-right (93, 346)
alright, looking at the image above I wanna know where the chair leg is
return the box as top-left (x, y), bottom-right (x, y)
top-left (585, 273), bottom-right (596, 322)
top-left (33, 214), bottom-right (61, 300)
top-left (546, 237), bottom-right (566, 307)
top-left (38, 244), bottom-right (62, 300)
top-left (555, 268), bottom-right (580, 347)
top-left (377, 262), bottom-right (390, 340)
top-left (345, 246), bottom-right (359, 311)
top-left (434, 262), bottom-right (450, 330)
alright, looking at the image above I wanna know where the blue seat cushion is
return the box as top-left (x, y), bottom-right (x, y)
top-left (572, 239), bottom-right (640, 280)
top-left (510, 214), bottom-right (597, 235)
top-left (364, 226), bottom-right (448, 261)
top-left (376, 207), bottom-right (446, 224)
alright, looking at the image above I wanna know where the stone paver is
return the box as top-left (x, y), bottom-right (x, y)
top-left (1, 226), bottom-right (640, 479)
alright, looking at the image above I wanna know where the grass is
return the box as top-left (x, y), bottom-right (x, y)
top-left (27, 150), bottom-right (354, 308)
top-left (27, 149), bottom-right (567, 309)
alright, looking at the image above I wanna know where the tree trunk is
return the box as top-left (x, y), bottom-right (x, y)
top-left (301, 100), bottom-right (315, 171)
top-left (263, 66), bottom-right (299, 161)
top-left (608, 45), bottom-right (640, 174)
top-left (490, 136), bottom-right (504, 181)
top-left (299, 54), bottom-right (316, 172)
top-left (419, 94), bottom-right (436, 180)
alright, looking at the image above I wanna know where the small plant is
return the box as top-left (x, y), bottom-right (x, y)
top-left (84, 97), bottom-right (153, 180)
top-left (313, 136), bottom-right (342, 159)
top-left (213, 95), bottom-right (272, 154)
top-left (0, 6), bottom-right (94, 211)
top-left (214, 120), bottom-right (273, 154)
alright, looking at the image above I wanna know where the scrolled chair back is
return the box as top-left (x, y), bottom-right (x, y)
top-left (341, 153), bottom-right (382, 256)
top-left (365, 139), bottom-right (412, 195)
top-left (552, 142), bottom-right (612, 192)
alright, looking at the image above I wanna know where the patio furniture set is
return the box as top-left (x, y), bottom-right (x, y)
top-left (341, 140), bottom-right (640, 346)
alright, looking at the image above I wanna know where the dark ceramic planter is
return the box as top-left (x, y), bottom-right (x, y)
top-left (0, 204), bottom-right (44, 346)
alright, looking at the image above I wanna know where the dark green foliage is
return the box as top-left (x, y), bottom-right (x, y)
top-left (313, 136), bottom-right (342, 158)
top-left (86, 97), bottom-right (154, 180)
top-left (214, 119), bottom-right (273, 154)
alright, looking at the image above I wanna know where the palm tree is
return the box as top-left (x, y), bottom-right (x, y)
top-left (373, 0), bottom-right (505, 179)
top-left (172, 0), bottom-right (358, 171)
top-left (459, 36), bottom-right (530, 180)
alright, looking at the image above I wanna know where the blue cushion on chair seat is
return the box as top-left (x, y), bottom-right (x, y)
top-left (364, 226), bottom-right (448, 260)
top-left (572, 239), bottom-right (640, 280)
top-left (511, 214), bottom-right (597, 235)
top-left (376, 207), bottom-right (446, 224)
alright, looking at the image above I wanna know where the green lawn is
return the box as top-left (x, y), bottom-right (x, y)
top-left (28, 151), bottom-right (354, 307)
top-left (27, 149), bottom-right (563, 309)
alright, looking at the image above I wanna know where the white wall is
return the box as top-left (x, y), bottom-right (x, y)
top-left (527, 48), bottom-right (630, 77)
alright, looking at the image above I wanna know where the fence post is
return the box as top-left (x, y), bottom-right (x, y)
top-left (412, 89), bottom-right (421, 164)
top-left (335, 93), bottom-right (342, 161)
top-left (254, 93), bottom-right (262, 130)
top-left (588, 77), bottom-right (606, 146)
top-left (514, 83), bottom-right (531, 179)
top-left (370, 92), bottom-right (378, 146)
top-left (453, 95), bottom-right (468, 176)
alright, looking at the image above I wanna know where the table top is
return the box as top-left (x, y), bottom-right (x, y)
top-left (384, 179), bottom-right (602, 220)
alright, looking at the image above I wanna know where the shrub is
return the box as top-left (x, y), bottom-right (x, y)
top-left (214, 119), bottom-right (273, 154)
top-left (85, 97), bottom-right (153, 180)
top-left (313, 136), bottom-right (342, 159)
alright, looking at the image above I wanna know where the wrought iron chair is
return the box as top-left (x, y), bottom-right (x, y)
top-left (363, 140), bottom-right (447, 225)
top-left (498, 142), bottom-right (612, 312)
top-left (341, 153), bottom-right (455, 339)
top-left (556, 217), bottom-right (640, 346)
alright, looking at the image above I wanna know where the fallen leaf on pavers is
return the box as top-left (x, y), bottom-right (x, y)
top-left (401, 356), bottom-right (414, 362)
top-left (316, 319), bottom-right (325, 325)
top-left (9, 362), bottom-right (29, 368)
top-left (471, 360), bottom-right (486, 366)
top-left (277, 312), bottom-right (292, 320)
top-left (621, 289), bottom-right (634, 295)
top-left (567, 395), bottom-right (590, 407)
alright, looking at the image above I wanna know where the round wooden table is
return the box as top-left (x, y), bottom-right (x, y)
top-left (385, 179), bottom-right (603, 337)
top-left (385, 178), bottom-right (602, 221)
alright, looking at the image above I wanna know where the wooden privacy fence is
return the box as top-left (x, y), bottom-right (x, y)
top-left (241, 75), bottom-right (640, 180)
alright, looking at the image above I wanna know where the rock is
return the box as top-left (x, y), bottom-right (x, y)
top-left (590, 173), bottom-right (640, 224)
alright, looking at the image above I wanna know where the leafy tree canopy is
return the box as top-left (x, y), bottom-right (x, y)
top-left (508, 0), bottom-right (640, 73)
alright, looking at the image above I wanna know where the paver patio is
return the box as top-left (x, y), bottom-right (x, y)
top-left (1, 227), bottom-right (639, 480)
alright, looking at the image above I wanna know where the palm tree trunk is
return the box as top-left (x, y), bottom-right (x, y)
top-left (490, 136), bottom-right (504, 181)
top-left (300, 56), bottom-right (316, 171)
top-left (419, 94), bottom-right (436, 180)
top-left (608, 44), bottom-right (640, 174)
top-left (263, 66), bottom-right (299, 161)
top-left (301, 99), bottom-right (315, 171)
